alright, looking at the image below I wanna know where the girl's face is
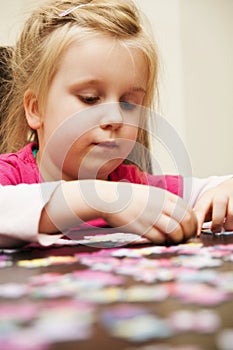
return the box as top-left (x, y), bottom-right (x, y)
top-left (26, 35), bottom-right (148, 181)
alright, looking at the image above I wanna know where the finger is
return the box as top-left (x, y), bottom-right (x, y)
top-left (224, 198), bottom-right (233, 231)
top-left (179, 208), bottom-right (197, 239)
top-left (152, 214), bottom-right (184, 243)
top-left (143, 226), bottom-right (166, 244)
top-left (163, 198), bottom-right (197, 239)
top-left (164, 216), bottom-right (184, 243)
top-left (194, 195), bottom-right (213, 236)
top-left (122, 215), bottom-right (167, 244)
top-left (211, 196), bottom-right (228, 233)
top-left (155, 199), bottom-right (197, 242)
top-left (195, 210), bottom-right (206, 236)
top-left (167, 206), bottom-right (197, 240)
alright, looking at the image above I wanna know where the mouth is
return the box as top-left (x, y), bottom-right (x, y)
top-left (93, 140), bottom-right (118, 149)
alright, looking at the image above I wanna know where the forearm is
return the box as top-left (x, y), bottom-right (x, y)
top-left (39, 179), bottom-right (112, 233)
top-left (0, 179), bottom-right (117, 248)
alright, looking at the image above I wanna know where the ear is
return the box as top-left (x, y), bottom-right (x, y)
top-left (24, 90), bottom-right (42, 130)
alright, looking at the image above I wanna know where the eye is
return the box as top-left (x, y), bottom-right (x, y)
top-left (120, 101), bottom-right (137, 111)
top-left (79, 95), bottom-right (100, 105)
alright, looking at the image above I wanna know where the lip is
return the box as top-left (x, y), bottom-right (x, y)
top-left (93, 140), bottom-right (118, 148)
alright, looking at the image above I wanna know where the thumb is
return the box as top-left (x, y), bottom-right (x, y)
top-left (194, 208), bottom-right (205, 236)
top-left (194, 196), bottom-right (212, 236)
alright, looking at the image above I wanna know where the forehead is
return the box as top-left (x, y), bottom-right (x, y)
top-left (56, 34), bottom-right (148, 88)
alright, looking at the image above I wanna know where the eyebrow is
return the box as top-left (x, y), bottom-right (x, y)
top-left (130, 86), bottom-right (146, 94)
top-left (69, 79), bottom-right (146, 94)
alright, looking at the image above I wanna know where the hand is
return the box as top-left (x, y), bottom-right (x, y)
top-left (99, 182), bottom-right (197, 244)
top-left (41, 180), bottom-right (197, 245)
top-left (194, 178), bottom-right (233, 235)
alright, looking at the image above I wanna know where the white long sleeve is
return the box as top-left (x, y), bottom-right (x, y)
top-left (183, 175), bottom-right (233, 207)
top-left (0, 182), bottom-right (62, 248)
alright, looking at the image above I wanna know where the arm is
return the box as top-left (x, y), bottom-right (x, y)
top-left (0, 182), bottom-right (62, 248)
top-left (0, 180), bottom-right (197, 248)
top-left (40, 180), bottom-right (197, 244)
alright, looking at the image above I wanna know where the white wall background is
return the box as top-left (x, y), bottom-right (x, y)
top-left (180, 0), bottom-right (233, 177)
top-left (0, 0), bottom-right (232, 177)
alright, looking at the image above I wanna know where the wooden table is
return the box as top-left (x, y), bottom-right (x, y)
top-left (0, 232), bottom-right (233, 350)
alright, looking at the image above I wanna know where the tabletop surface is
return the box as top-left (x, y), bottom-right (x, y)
top-left (0, 231), bottom-right (233, 350)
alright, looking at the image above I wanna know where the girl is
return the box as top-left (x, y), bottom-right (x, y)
top-left (0, 0), bottom-right (232, 248)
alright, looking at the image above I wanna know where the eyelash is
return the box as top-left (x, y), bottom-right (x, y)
top-left (119, 101), bottom-right (136, 111)
top-left (79, 95), bottom-right (137, 111)
top-left (79, 96), bottom-right (100, 105)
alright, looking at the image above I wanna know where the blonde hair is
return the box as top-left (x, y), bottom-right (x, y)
top-left (0, 0), bottom-right (158, 172)
top-left (0, 46), bottom-right (13, 140)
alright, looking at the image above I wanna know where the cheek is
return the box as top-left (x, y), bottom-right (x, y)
top-left (117, 125), bottom-right (138, 158)
top-left (123, 125), bottom-right (138, 142)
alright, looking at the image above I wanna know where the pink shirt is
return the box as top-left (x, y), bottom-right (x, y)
top-left (0, 143), bottom-right (41, 185)
top-left (0, 142), bottom-right (183, 196)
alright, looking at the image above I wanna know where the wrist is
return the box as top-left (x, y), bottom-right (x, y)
top-left (76, 180), bottom-right (118, 218)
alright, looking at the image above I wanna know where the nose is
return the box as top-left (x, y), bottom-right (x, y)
top-left (99, 103), bottom-right (123, 131)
